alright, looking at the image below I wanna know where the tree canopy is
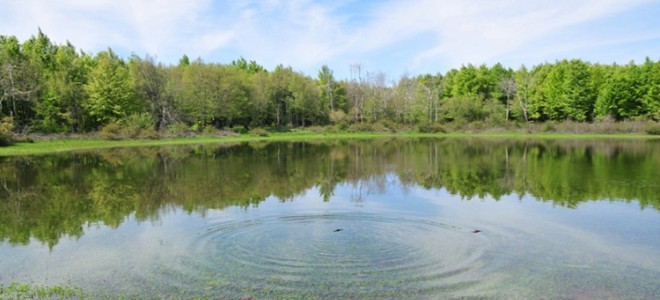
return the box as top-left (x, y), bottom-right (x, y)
top-left (1, 31), bottom-right (658, 134)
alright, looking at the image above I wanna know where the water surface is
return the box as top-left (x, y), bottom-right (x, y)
top-left (1, 138), bottom-right (659, 299)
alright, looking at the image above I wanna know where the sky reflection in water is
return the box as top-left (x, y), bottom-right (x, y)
top-left (0, 138), bottom-right (658, 298)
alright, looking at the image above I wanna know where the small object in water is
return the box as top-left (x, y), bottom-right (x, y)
top-left (333, 228), bottom-right (343, 232)
top-left (472, 229), bottom-right (481, 233)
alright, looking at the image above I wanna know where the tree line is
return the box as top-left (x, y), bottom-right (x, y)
top-left (1, 31), bottom-right (659, 135)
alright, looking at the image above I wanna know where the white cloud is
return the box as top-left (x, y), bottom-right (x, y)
top-left (349, 0), bottom-right (656, 68)
top-left (0, 0), bottom-right (657, 75)
top-left (0, 0), bottom-right (229, 60)
top-left (198, 31), bottom-right (236, 53)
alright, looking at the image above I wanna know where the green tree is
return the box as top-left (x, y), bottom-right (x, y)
top-left (231, 57), bottom-right (266, 74)
top-left (218, 66), bottom-right (253, 128)
top-left (84, 49), bottom-right (138, 128)
top-left (174, 60), bottom-right (220, 128)
top-left (640, 58), bottom-right (660, 120)
top-left (317, 65), bottom-right (337, 112)
top-left (0, 35), bottom-right (39, 130)
top-left (514, 65), bottom-right (535, 122)
top-left (35, 42), bottom-right (89, 132)
top-left (130, 55), bottom-right (173, 130)
top-left (536, 60), bottom-right (594, 121)
top-left (595, 62), bottom-right (647, 120)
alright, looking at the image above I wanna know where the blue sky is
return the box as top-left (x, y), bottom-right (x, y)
top-left (1, 0), bottom-right (659, 79)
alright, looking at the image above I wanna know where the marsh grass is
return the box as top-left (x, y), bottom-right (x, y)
top-left (0, 282), bottom-right (83, 299)
top-left (1, 120), bottom-right (658, 156)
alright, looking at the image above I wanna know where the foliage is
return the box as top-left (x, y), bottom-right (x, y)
top-left (84, 49), bottom-right (139, 128)
top-left (347, 123), bottom-right (375, 132)
top-left (0, 115), bottom-right (14, 134)
top-left (417, 122), bottom-right (446, 133)
top-left (646, 122), bottom-right (660, 135)
top-left (1, 30), bottom-right (659, 137)
top-left (167, 121), bottom-right (192, 136)
top-left (440, 96), bottom-right (486, 122)
top-left (249, 127), bottom-right (270, 137)
top-left (99, 114), bottom-right (159, 140)
top-left (99, 122), bottom-right (124, 140)
top-left (202, 124), bottom-right (220, 136)
top-left (120, 113), bottom-right (154, 138)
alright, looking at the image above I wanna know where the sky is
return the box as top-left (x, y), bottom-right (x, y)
top-left (1, 0), bottom-right (660, 80)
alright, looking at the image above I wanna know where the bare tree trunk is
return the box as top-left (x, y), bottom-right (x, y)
top-left (505, 95), bottom-right (510, 121)
top-left (8, 64), bottom-right (18, 119)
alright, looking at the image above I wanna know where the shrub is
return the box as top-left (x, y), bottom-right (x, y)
top-left (99, 123), bottom-right (124, 140)
top-left (307, 126), bottom-right (325, 134)
top-left (329, 110), bottom-right (348, 124)
top-left (0, 136), bottom-right (12, 147)
top-left (123, 113), bottom-right (153, 129)
top-left (380, 119), bottom-right (400, 133)
top-left (324, 125), bottom-right (340, 134)
top-left (417, 122), bottom-right (446, 133)
top-left (138, 128), bottom-right (160, 140)
top-left (440, 96), bottom-right (486, 123)
top-left (543, 121), bottom-right (557, 132)
top-left (118, 113), bottom-right (155, 138)
top-left (230, 126), bottom-right (249, 134)
top-left (202, 125), bottom-right (219, 136)
top-left (0, 116), bottom-right (14, 147)
top-left (167, 122), bottom-right (192, 136)
top-left (348, 123), bottom-right (375, 132)
top-left (646, 122), bottom-right (660, 135)
top-left (464, 120), bottom-right (487, 133)
top-left (249, 127), bottom-right (270, 137)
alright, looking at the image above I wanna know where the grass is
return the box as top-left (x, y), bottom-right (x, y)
top-left (0, 130), bottom-right (658, 157)
top-left (0, 282), bottom-right (83, 299)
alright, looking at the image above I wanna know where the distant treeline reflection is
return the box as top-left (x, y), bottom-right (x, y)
top-left (1, 138), bottom-right (658, 248)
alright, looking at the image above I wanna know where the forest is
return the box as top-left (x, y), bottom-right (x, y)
top-left (1, 31), bottom-right (659, 140)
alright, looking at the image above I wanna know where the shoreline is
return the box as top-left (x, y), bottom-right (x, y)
top-left (1, 131), bottom-right (658, 157)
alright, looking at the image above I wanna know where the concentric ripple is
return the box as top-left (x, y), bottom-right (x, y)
top-left (145, 213), bottom-right (492, 298)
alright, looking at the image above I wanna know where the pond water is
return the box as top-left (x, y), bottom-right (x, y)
top-left (1, 138), bottom-right (659, 299)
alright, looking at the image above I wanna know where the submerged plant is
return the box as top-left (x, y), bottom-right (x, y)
top-left (0, 282), bottom-right (83, 299)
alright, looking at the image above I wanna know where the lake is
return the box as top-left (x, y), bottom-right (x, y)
top-left (1, 138), bottom-right (659, 299)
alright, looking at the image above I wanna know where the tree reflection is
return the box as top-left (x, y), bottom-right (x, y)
top-left (0, 138), bottom-right (658, 248)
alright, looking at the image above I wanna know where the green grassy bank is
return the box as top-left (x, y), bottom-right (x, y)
top-left (1, 131), bottom-right (658, 157)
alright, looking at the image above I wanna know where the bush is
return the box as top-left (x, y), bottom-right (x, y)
top-left (307, 126), bottom-right (325, 134)
top-left (249, 127), bottom-right (270, 137)
top-left (417, 122), bottom-right (446, 133)
top-left (380, 119), bottom-right (400, 133)
top-left (646, 123), bottom-right (660, 135)
top-left (347, 123), bottom-right (375, 132)
top-left (324, 125), bottom-right (340, 134)
top-left (138, 128), bottom-right (160, 140)
top-left (123, 113), bottom-right (153, 130)
top-left (202, 125), bottom-right (220, 136)
top-left (329, 110), bottom-right (348, 124)
top-left (0, 116), bottom-right (14, 146)
top-left (117, 113), bottom-right (156, 138)
top-left (230, 126), bottom-right (249, 134)
top-left (440, 96), bottom-right (486, 123)
top-left (99, 123), bottom-right (124, 140)
top-left (0, 136), bottom-right (12, 147)
top-left (543, 121), bottom-right (557, 132)
top-left (167, 122), bottom-right (192, 136)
